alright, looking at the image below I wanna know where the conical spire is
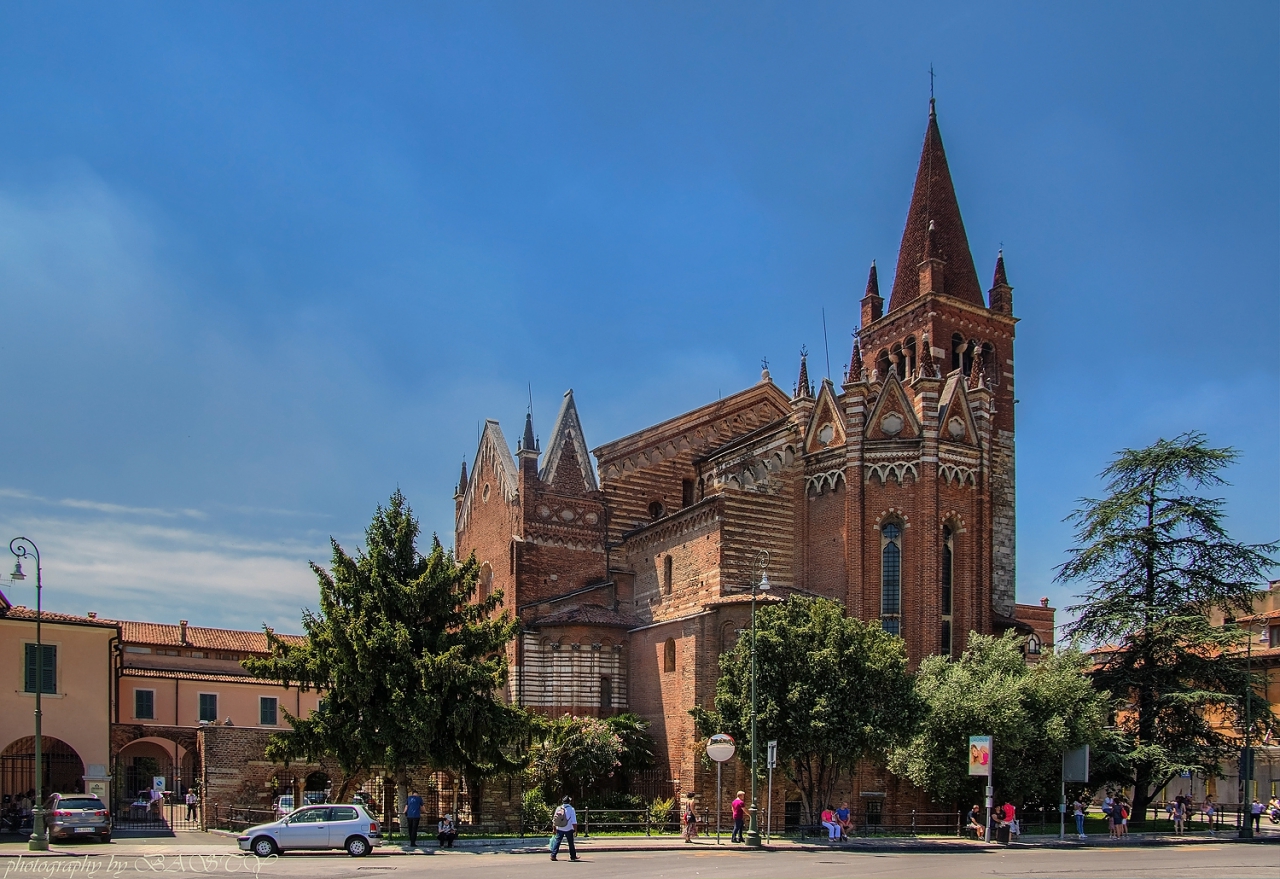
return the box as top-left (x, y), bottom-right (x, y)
top-left (847, 336), bottom-right (864, 383)
top-left (522, 412), bottom-right (537, 453)
top-left (887, 102), bottom-right (985, 312)
top-left (795, 348), bottom-right (813, 399)
top-left (860, 260), bottom-right (884, 326)
top-left (455, 460), bottom-right (468, 497)
top-left (988, 249), bottom-right (1014, 315)
top-left (992, 249), bottom-right (1008, 287)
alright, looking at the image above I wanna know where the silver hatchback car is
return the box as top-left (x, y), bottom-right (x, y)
top-left (238, 804), bottom-right (381, 857)
top-left (44, 794), bottom-right (112, 842)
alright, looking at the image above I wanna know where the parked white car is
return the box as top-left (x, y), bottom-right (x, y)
top-left (237, 804), bottom-right (381, 857)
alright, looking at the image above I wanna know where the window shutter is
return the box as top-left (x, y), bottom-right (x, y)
top-left (24, 644), bottom-right (56, 694)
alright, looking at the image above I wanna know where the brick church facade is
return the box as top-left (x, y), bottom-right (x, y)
top-left (455, 101), bottom-right (1053, 813)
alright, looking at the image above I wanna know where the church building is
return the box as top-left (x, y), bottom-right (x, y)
top-left (454, 100), bottom-right (1054, 813)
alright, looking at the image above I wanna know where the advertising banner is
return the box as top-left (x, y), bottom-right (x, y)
top-left (968, 736), bottom-right (993, 776)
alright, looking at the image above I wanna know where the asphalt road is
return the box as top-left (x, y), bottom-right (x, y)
top-left (18, 845), bottom-right (1276, 879)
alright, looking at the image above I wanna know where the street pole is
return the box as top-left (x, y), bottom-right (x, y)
top-left (716, 761), bottom-right (722, 844)
top-left (11, 538), bottom-right (48, 852)
top-left (766, 739), bottom-right (776, 843)
top-left (744, 551), bottom-right (769, 848)
top-left (1239, 621), bottom-right (1254, 839)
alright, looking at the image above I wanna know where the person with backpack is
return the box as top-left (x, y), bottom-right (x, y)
top-left (550, 796), bottom-right (579, 861)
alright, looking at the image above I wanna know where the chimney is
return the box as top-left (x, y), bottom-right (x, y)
top-left (87, 611), bottom-right (97, 619)
top-left (179, 620), bottom-right (189, 645)
top-left (1039, 597), bottom-right (1049, 608)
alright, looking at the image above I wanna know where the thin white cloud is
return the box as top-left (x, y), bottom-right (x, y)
top-left (0, 513), bottom-right (325, 634)
top-left (0, 486), bottom-right (205, 520)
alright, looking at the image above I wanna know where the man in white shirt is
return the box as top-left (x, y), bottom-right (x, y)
top-left (550, 796), bottom-right (579, 862)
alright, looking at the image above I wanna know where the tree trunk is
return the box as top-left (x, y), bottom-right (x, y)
top-left (395, 770), bottom-right (409, 831)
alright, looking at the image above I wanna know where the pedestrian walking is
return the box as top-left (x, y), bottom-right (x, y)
top-left (682, 795), bottom-right (699, 843)
top-left (730, 791), bottom-right (746, 843)
top-left (403, 788), bottom-right (423, 847)
top-left (550, 796), bottom-right (579, 861)
top-left (1072, 798), bottom-right (1086, 839)
top-left (1250, 797), bottom-right (1263, 834)
top-left (185, 789), bottom-right (198, 822)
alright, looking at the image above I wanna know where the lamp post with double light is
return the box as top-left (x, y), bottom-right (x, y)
top-left (10, 537), bottom-right (48, 851)
top-left (743, 550), bottom-right (770, 848)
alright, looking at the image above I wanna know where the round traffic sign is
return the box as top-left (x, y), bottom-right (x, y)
top-left (706, 734), bottom-right (736, 763)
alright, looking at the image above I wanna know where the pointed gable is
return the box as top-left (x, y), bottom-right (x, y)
top-left (864, 371), bottom-right (921, 441)
top-left (887, 101), bottom-right (985, 312)
top-left (539, 389), bottom-right (599, 493)
top-left (804, 379), bottom-right (847, 454)
top-left (936, 372), bottom-right (980, 448)
top-left (456, 419), bottom-right (520, 531)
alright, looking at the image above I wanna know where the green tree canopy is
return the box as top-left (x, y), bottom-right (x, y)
top-left (244, 490), bottom-right (527, 809)
top-left (692, 595), bottom-right (921, 824)
top-left (527, 714), bottom-right (625, 802)
top-left (889, 632), bottom-right (1107, 807)
top-left (1056, 432), bottom-right (1278, 823)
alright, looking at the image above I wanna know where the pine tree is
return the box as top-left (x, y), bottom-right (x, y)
top-left (1056, 432), bottom-right (1277, 824)
top-left (245, 490), bottom-right (526, 819)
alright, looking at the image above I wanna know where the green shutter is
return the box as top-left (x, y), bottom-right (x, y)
top-left (24, 644), bottom-right (56, 694)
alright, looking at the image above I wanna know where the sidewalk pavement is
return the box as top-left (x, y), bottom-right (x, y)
top-left (0, 827), bottom-right (1275, 858)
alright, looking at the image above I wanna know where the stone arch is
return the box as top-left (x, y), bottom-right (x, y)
top-left (2, 736), bottom-right (85, 800)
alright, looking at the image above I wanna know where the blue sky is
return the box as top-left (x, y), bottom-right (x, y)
top-left (0, 2), bottom-right (1275, 635)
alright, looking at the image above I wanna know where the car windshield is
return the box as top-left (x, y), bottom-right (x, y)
top-left (56, 799), bottom-right (105, 810)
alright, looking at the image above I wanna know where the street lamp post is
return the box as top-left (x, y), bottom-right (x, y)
top-left (1238, 616), bottom-right (1257, 839)
top-left (10, 537), bottom-right (48, 851)
top-left (744, 550), bottom-right (770, 849)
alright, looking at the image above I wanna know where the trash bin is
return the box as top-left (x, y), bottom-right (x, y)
top-left (995, 823), bottom-right (1011, 845)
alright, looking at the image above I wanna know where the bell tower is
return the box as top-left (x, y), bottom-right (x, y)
top-left (852, 98), bottom-right (1018, 660)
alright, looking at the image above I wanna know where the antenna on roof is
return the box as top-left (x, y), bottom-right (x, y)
top-left (821, 307), bottom-right (832, 380)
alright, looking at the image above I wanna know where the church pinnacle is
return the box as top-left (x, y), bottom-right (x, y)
top-left (794, 348), bottom-right (813, 399)
top-left (521, 412), bottom-right (538, 453)
top-left (887, 100), bottom-right (985, 312)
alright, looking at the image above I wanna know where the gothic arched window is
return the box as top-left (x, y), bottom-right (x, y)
top-left (881, 522), bottom-right (902, 635)
top-left (599, 675), bottom-right (613, 710)
top-left (663, 638), bottom-right (676, 673)
top-left (941, 526), bottom-right (954, 656)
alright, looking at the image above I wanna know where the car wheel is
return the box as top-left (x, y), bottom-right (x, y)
top-left (346, 836), bottom-right (370, 857)
top-left (100, 834), bottom-right (111, 843)
top-left (252, 837), bottom-right (278, 857)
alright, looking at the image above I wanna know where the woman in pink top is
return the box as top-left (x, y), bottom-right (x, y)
top-left (821, 805), bottom-right (840, 841)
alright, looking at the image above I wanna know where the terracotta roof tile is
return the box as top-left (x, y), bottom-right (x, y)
top-left (0, 605), bottom-right (119, 628)
top-left (527, 603), bottom-right (642, 629)
top-left (120, 667), bottom-right (291, 686)
top-left (108, 619), bottom-right (305, 653)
